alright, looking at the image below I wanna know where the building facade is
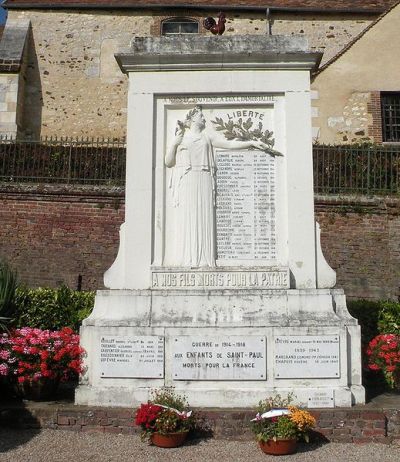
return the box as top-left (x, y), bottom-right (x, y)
top-left (1, 0), bottom-right (397, 141)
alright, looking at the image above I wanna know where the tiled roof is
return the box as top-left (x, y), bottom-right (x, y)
top-left (3, 0), bottom-right (398, 13)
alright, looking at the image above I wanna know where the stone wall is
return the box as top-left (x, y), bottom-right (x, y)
top-left (0, 73), bottom-right (19, 136)
top-left (261, 12), bottom-right (372, 64)
top-left (6, 8), bottom-right (374, 139)
top-left (312, 91), bottom-right (373, 143)
top-left (0, 19), bottom-right (30, 137)
top-left (0, 185), bottom-right (398, 300)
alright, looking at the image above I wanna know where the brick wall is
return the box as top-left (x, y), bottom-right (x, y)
top-left (315, 195), bottom-right (400, 300)
top-left (0, 401), bottom-right (399, 442)
top-left (367, 91), bottom-right (383, 143)
top-left (0, 184), bottom-right (124, 290)
top-left (0, 185), bottom-right (399, 299)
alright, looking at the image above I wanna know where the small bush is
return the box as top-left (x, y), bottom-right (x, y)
top-left (347, 299), bottom-right (381, 347)
top-left (13, 286), bottom-right (95, 332)
top-left (378, 301), bottom-right (400, 336)
top-left (348, 299), bottom-right (400, 393)
top-left (348, 299), bottom-right (400, 344)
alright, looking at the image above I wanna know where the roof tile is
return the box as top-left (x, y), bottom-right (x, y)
top-left (3, 0), bottom-right (398, 13)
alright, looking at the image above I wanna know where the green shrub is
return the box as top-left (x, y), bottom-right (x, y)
top-left (348, 299), bottom-right (400, 345)
top-left (0, 259), bottom-right (18, 331)
top-left (13, 285), bottom-right (95, 332)
top-left (378, 301), bottom-right (400, 336)
top-left (347, 299), bottom-right (381, 347)
top-left (348, 299), bottom-right (400, 393)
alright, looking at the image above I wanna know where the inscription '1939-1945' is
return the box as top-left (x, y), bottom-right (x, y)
top-left (274, 335), bottom-right (340, 379)
top-left (152, 270), bottom-right (289, 290)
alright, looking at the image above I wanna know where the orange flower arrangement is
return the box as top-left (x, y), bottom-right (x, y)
top-left (251, 394), bottom-right (316, 443)
top-left (288, 406), bottom-right (316, 441)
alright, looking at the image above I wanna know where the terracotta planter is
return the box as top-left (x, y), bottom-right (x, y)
top-left (258, 438), bottom-right (297, 455)
top-left (13, 378), bottom-right (59, 401)
top-left (150, 431), bottom-right (188, 448)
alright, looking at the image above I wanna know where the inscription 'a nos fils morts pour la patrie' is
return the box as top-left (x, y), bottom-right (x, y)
top-left (274, 335), bottom-right (340, 379)
top-left (216, 150), bottom-right (276, 261)
top-left (173, 336), bottom-right (266, 380)
top-left (151, 269), bottom-right (289, 289)
top-left (100, 336), bottom-right (164, 378)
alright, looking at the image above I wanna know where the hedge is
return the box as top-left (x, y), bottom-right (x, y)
top-left (348, 299), bottom-right (400, 392)
top-left (12, 286), bottom-right (95, 332)
top-left (348, 299), bottom-right (400, 346)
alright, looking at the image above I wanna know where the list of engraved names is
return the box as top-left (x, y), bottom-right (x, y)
top-left (100, 336), bottom-right (164, 378)
top-left (216, 150), bottom-right (276, 261)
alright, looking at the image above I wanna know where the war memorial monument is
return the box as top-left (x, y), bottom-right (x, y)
top-left (75, 34), bottom-right (365, 408)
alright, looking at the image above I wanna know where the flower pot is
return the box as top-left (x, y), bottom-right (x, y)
top-left (258, 438), bottom-right (297, 455)
top-left (13, 377), bottom-right (59, 401)
top-left (150, 431), bottom-right (188, 448)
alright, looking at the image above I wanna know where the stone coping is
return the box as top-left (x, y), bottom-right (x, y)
top-left (0, 183), bottom-right (125, 199)
top-left (1, 184), bottom-right (398, 207)
top-left (0, 19), bottom-right (30, 73)
top-left (130, 35), bottom-right (309, 54)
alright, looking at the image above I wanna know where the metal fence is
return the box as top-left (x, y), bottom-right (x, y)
top-left (313, 144), bottom-right (400, 195)
top-left (0, 136), bottom-right (126, 185)
top-left (0, 137), bottom-right (399, 194)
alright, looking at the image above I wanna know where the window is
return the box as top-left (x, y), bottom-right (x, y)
top-left (161, 18), bottom-right (199, 35)
top-left (381, 92), bottom-right (400, 142)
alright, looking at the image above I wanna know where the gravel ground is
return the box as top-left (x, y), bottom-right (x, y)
top-left (0, 429), bottom-right (400, 462)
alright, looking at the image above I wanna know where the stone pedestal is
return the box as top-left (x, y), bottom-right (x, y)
top-left (76, 35), bottom-right (365, 408)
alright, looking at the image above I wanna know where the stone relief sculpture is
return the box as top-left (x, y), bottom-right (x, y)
top-left (165, 105), bottom-right (282, 268)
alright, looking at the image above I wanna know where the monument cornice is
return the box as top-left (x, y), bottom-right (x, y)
top-left (116, 52), bottom-right (322, 73)
top-left (115, 36), bottom-right (322, 73)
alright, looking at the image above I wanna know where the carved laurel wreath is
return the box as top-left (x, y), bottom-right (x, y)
top-left (211, 116), bottom-right (275, 148)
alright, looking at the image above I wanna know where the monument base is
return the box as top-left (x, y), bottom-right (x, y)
top-left (76, 384), bottom-right (364, 409)
top-left (75, 288), bottom-right (365, 408)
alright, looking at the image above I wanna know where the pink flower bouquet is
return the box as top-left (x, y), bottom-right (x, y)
top-left (0, 327), bottom-right (84, 384)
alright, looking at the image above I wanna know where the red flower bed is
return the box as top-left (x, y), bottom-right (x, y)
top-left (0, 327), bottom-right (84, 383)
top-left (366, 334), bottom-right (400, 389)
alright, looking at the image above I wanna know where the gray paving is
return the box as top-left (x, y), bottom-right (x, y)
top-left (0, 429), bottom-right (399, 462)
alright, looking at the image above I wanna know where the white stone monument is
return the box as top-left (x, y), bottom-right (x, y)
top-left (75, 35), bottom-right (365, 408)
